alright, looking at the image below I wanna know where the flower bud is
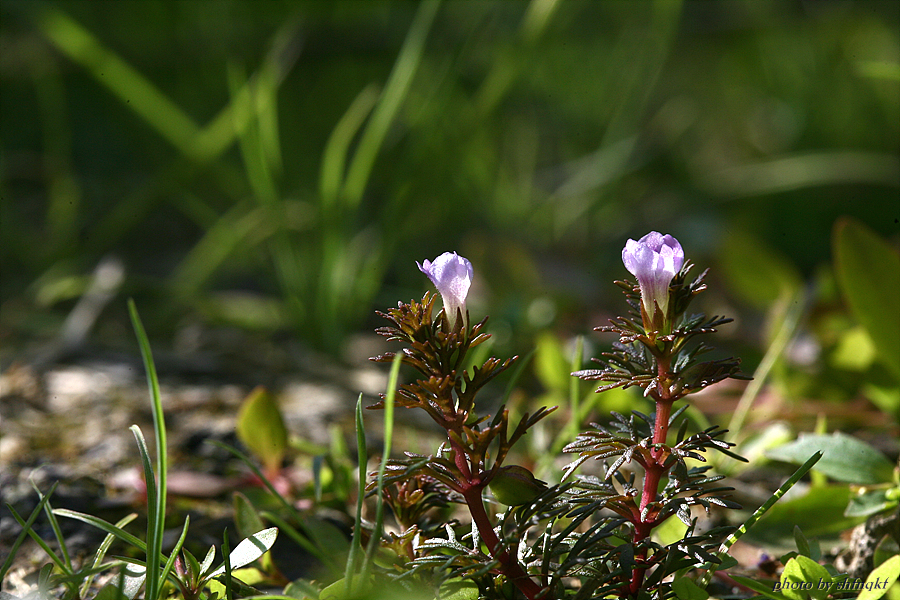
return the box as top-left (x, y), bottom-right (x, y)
top-left (489, 465), bottom-right (548, 506)
top-left (622, 232), bottom-right (684, 328)
top-left (417, 252), bottom-right (473, 330)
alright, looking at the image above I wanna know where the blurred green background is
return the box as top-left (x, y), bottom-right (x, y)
top-left (1, 0), bottom-right (898, 394)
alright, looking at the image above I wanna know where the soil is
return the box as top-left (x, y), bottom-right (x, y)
top-left (0, 327), bottom-right (395, 598)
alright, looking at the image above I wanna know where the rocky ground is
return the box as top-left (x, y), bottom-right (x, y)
top-left (0, 324), bottom-right (404, 598)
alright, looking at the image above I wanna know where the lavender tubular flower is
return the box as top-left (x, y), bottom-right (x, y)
top-left (622, 232), bottom-right (684, 327)
top-left (417, 252), bottom-right (473, 329)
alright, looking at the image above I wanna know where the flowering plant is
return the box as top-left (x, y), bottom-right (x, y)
top-left (359, 238), bottom-right (759, 600)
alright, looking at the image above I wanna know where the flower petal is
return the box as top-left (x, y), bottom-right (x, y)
top-left (418, 252), bottom-right (473, 328)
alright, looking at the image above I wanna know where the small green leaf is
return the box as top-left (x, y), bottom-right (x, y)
top-left (488, 465), bottom-right (548, 506)
top-left (767, 433), bottom-right (894, 484)
top-left (183, 547), bottom-right (202, 584)
top-left (672, 576), bottom-right (709, 600)
top-left (236, 387), bottom-right (288, 473)
top-left (210, 527), bottom-right (278, 576)
top-left (195, 545), bottom-right (216, 579)
top-left (845, 488), bottom-right (899, 517)
top-left (233, 492), bottom-right (266, 541)
top-left (793, 526), bottom-right (811, 558)
top-left (834, 218), bottom-right (900, 380)
top-left (858, 555), bottom-right (900, 600)
top-left (439, 577), bottom-right (480, 600)
top-left (780, 556), bottom-right (832, 600)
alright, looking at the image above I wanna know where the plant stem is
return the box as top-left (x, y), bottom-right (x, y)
top-left (462, 486), bottom-right (545, 600)
top-left (449, 435), bottom-right (544, 599)
top-left (628, 354), bottom-right (675, 597)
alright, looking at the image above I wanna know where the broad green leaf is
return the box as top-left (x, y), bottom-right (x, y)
top-left (227, 567), bottom-right (265, 585)
top-left (210, 527), bottom-right (278, 576)
top-left (672, 576), bottom-right (709, 600)
top-left (767, 433), bottom-right (894, 484)
top-left (834, 218), bottom-right (900, 380)
top-left (236, 387), bottom-right (288, 473)
top-left (858, 555), bottom-right (900, 600)
top-left (780, 555), bottom-right (832, 600)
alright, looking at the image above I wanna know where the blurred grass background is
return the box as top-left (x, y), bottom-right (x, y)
top-left (1, 0), bottom-right (898, 397)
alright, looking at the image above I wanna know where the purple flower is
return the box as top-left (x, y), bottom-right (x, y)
top-left (417, 252), bottom-right (474, 329)
top-left (622, 232), bottom-right (684, 324)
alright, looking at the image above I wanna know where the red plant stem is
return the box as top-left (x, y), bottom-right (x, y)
top-left (448, 435), bottom-right (544, 599)
top-left (627, 355), bottom-right (675, 597)
top-left (462, 485), bottom-right (545, 600)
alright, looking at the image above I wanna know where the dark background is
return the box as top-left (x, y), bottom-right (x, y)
top-left (2, 0), bottom-right (898, 390)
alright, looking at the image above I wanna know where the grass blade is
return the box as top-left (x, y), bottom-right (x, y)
top-left (1, 481), bottom-right (57, 580)
top-left (128, 299), bottom-right (168, 600)
top-left (698, 451), bottom-right (823, 588)
top-left (344, 393), bottom-right (368, 594)
top-left (5, 495), bottom-right (68, 575)
top-left (81, 513), bottom-right (139, 596)
top-left (158, 516), bottom-right (190, 591)
top-left (361, 352), bottom-right (402, 589)
top-left (222, 528), bottom-right (234, 600)
top-left (38, 9), bottom-right (201, 160)
top-left (30, 480), bottom-right (73, 574)
top-left (53, 509), bottom-right (153, 554)
top-left (342, 0), bottom-right (440, 210)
